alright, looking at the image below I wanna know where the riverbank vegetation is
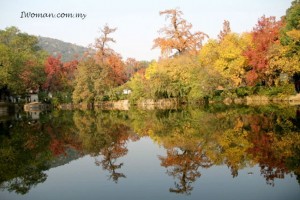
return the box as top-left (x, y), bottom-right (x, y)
top-left (0, 1), bottom-right (299, 106)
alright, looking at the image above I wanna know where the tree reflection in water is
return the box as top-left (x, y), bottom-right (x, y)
top-left (0, 105), bottom-right (300, 195)
top-left (131, 105), bottom-right (300, 192)
top-left (73, 110), bottom-right (138, 183)
top-left (159, 148), bottom-right (213, 195)
top-left (95, 146), bottom-right (126, 183)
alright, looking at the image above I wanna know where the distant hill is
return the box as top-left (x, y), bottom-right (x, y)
top-left (38, 36), bottom-right (92, 62)
top-left (49, 147), bottom-right (84, 169)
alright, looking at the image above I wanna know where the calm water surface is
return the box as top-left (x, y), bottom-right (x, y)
top-left (0, 104), bottom-right (299, 200)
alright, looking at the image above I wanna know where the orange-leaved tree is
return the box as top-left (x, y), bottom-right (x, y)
top-left (94, 24), bottom-right (127, 86)
top-left (94, 24), bottom-right (117, 62)
top-left (153, 8), bottom-right (208, 57)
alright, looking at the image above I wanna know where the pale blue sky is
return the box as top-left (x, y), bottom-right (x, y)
top-left (0, 0), bottom-right (293, 60)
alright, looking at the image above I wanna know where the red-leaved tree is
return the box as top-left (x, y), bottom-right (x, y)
top-left (43, 55), bottom-right (78, 92)
top-left (244, 16), bottom-right (283, 86)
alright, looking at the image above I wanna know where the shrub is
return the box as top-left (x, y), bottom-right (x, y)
top-left (256, 84), bottom-right (295, 96)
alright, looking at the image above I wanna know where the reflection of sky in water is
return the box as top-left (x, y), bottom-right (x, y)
top-left (1, 137), bottom-right (299, 200)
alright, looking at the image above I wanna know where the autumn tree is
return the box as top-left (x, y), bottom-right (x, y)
top-left (44, 55), bottom-right (64, 92)
top-left (124, 58), bottom-right (138, 78)
top-left (199, 33), bottom-right (252, 87)
top-left (63, 58), bottom-right (79, 89)
top-left (127, 53), bottom-right (227, 103)
top-left (72, 24), bottom-right (127, 104)
top-left (218, 20), bottom-right (231, 41)
top-left (72, 57), bottom-right (108, 104)
top-left (94, 24), bottom-right (127, 87)
top-left (153, 8), bottom-right (208, 57)
top-left (105, 53), bottom-right (127, 86)
top-left (244, 16), bottom-right (282, 86)
top-left (43, 55), bottom-right (78, 104)
top-left (94, 24), bottom-right (117, 61)
top-left (125, 58), bottom-right (149, 79)
top-left (144, 55), bottom-right (198, 100)
top-left (19, 58), bottom-right (46, 93)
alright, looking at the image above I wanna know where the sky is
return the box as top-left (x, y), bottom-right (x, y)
top-left (0, 0), bottom-right (294, 61)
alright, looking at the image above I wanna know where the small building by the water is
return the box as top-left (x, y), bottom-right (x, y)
top-left (29, 111), bottom-right (41, 120)
top-left (123, 89), bottom-right (132, 95)
top-left (26, 94), bottom-right (39, 103)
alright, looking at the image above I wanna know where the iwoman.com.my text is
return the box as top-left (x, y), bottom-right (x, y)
top-left (20, 11), bottom-right (87, 20)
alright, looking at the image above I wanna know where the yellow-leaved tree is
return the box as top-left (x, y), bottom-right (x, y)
top-left (199, 33), bottom-right (252, 87)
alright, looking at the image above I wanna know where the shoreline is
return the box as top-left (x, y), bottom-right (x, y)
top-left (56, 94), bottom-right (300, 110)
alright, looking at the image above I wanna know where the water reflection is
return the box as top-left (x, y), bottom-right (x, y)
top-left (159, 148), bottom-right (211, 194)
top-left (0, 114), bottom-right (51, 194)
top-left (0, 104), bottom-right (300, 196)
top-left (73, 110), bottom-right (138, 183)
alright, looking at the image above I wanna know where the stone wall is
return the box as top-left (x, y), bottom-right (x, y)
top-left (227, 94), bottom-right (300, 105)
top-left (137, 98), bottom-right (179, 110)
top-left (97, 100), bottom-right (130, 110)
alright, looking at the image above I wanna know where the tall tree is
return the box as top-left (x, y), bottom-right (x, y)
top-left (72, 57), bottom-right (107, 103)
top-left (153, 8), bottom-right (208, 57)
top-left (94, 24), bottom-right (117, 62)
top-left (94, 24), bottom-right (127, 87)
top-left (43, 55), bottom-right (64, 92)
top-left (218, 20), bottom-right (231, 41)
top-left (73, 24), bottom-right (127, 104)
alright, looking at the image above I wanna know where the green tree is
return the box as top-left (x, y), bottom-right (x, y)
top-left (127, 72), bottom-right (149, 104)
top-left (144, 55), bottom-right (196, 100)
top-left (280, 0), bottom-right (300, 46)
top-left (0, 26), bottom-right (46, 94)
top-left (269, 1), bottom-right (300, 82)
top-left (72, 58), bottom-right (108, 103)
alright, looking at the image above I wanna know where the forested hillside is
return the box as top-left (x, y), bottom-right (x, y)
top-left (37, 36), bottom-right (91, 62)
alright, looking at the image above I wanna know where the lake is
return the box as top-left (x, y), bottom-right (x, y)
top-left (0, 104), bottom-right (299, 200)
